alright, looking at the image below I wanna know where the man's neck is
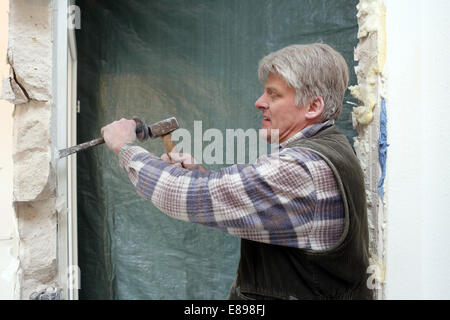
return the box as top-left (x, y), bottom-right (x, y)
top-left (279, 120), bottom-right (334, 148)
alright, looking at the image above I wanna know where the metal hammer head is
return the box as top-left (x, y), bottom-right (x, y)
top-left (149, 117), bottom-right (179, 139)
top-left (133, 116), bottom-right (179, 142)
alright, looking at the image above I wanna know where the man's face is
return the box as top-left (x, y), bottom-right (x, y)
top-left (255, 72), bottom-right (308, 143)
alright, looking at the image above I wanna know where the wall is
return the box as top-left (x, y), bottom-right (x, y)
top-left (1, 0), bottom-right (58, 299)
top-left (0, 0), bottom-right (19, 300)
top-left (350, 0), bottom-right (387, 299)
top-left (384, 0), bottom-right (450, 299)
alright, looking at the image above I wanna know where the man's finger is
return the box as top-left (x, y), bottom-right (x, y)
top-left (167, 152), bottom-right (181, 163)
top-left (166, 152), bottom-right (174, 164)
top-left (168, 152), bottom-right (193, 164)
top-left (161, 153), bottom-right (171, 163)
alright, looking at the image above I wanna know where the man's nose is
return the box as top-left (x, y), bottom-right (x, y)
top-left (255, 94), bottom-right (269, 110)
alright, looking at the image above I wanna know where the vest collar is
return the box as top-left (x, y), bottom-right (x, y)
top-left (279, 120), bottom-right (335, 150)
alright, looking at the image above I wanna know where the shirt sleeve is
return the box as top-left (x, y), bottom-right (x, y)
top-left (119, 145), bottom-right (318, 248)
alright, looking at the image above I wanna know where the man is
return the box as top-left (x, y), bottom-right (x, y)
top-left (101, 43), bottom-right (371, 300)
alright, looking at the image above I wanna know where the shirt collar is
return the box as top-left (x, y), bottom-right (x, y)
top-left (279, 120), bottom-right (335, 149)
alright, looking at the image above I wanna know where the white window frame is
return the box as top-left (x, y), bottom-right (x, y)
top-left (53, 0), bottom-right (79, 300)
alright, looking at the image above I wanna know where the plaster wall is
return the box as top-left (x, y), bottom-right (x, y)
top-left (0, 0), bottom-right (19, 300)
top-left (384, 0), bottom-right (450, 299)
top-left (350, 0), bottom-right (387, 299)
top-left (1, 0), bottom-right (57, 299)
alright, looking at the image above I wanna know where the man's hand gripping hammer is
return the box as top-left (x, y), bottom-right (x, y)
top-left (58, 116), bottom-right (179, 159)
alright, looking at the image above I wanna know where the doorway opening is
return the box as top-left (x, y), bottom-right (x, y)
top-left (75, 0), bottom-right (359, 299)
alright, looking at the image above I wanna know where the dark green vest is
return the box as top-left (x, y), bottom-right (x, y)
top-left (236, 125), bottom-right (372, 299)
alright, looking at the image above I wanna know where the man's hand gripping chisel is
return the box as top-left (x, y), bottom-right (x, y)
top-left (58, 116), bottom-right (179, 159)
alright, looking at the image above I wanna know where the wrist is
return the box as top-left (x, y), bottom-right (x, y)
top-left (118, 142), bottom-right (136, 156)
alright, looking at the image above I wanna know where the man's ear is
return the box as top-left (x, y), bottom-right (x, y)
top-left (304, 97), bottom-right (324, 121)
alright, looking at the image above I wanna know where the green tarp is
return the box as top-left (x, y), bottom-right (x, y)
top-left (76, 0), bottom-right (359, 299)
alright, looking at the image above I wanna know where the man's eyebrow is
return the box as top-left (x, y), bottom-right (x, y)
top-left (265, 86), bottom-right (279, 93)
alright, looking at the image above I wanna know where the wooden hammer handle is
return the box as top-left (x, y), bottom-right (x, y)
top-left (162, 133), bottom-right (176, 153)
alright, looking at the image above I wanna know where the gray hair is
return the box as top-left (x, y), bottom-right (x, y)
top-left (258, 43), bottom-right (349, 121)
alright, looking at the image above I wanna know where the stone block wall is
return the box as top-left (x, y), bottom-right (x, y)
top-left (2, 0), bottom-right (57, 299)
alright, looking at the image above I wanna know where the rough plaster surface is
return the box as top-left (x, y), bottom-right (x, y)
top-left (2, 65), bottom-right (29, 104)
top-left (12, 101), bottom-right (54, 201)
top-left (350, 0), bottom-right (386, 125)
top-left (351, 0), bottom-right (387, 299)
top-left (1, 0), bottom-right (57, 299)
top-left (4, 0), bottom-right (52, 103)
top-left (15, 199), bottom-right (57, 296)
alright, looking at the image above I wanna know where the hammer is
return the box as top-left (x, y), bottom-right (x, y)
top-left (58, 116), bottom-right (179, 159)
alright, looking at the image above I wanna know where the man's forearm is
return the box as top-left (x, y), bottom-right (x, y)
top-left (118, 144), bottom-right (320, 249)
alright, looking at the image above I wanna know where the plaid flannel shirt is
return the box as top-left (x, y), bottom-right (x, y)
top-left (119, 120), bottom-right (344, 250)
